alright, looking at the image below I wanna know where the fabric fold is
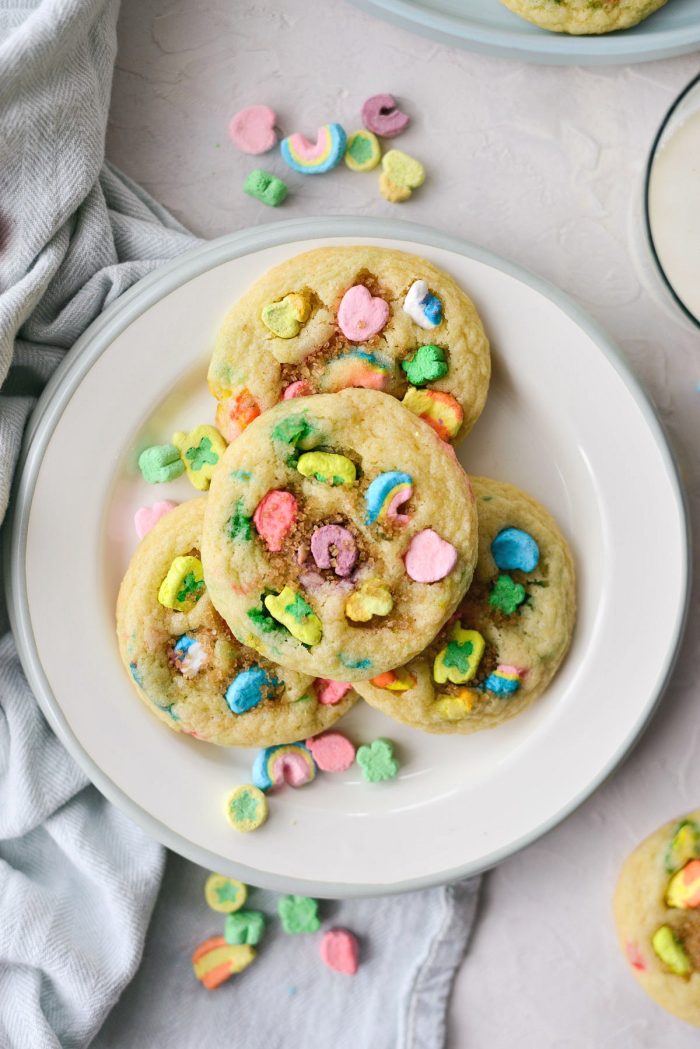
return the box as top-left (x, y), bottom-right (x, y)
top-left (1, 1), bottom-right (198, 1045)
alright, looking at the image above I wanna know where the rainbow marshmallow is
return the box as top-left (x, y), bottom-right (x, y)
top-left (322, 350), bottom-right (393, 392)
top-left (365, 471), bottom-right (413, 525)
top-left (666, 859), bottom-right (700, 909)
top-left (370, 667), bottom-right (416, 692)
top-left (252, 742), bottom-right (316, 791)
top-left (483, 665), bottom-right (521, 696)
top-left (192, 937), bottom-right (255, 989)
top-left (280, 123), bottom-right (347, 174)
top-left (401, 388), bottom-right (463, 441)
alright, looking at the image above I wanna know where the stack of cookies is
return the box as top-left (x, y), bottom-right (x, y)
top-left (117, 246), bottom-right (576, 749)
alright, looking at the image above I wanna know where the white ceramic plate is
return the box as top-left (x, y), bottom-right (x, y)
top-left (7, 218), bottom-right (688, 897)
top-left (351, 0), bottom-right (700, 65)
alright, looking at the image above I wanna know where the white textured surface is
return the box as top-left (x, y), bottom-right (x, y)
top-left (107, 3), bottom-right (700, 1045)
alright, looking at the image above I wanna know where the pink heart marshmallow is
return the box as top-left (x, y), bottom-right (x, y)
top-left (134, 501), bottom-right (178, 540)
top-left (337, 285), bottom-right (389, 342)
top-left (320, 929), bottom-right (360, 975)
top-left (404, 528), bottom-right (457, 583)
top-left (228, 105), bottom-right (277, 155)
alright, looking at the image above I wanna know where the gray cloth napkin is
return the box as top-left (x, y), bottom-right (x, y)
top-left (0, 2), bottom-right (481, 1047)
top-left (94, 853), bottom-right (481, 1049)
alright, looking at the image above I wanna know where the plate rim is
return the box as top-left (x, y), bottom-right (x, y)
top-left (5, 216), bottom-right (691, 897)
top-left (350, 0), bottom-right (700, 65)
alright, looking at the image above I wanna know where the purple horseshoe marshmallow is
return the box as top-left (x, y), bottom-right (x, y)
top-left (361, 94), bottom-right (410, 139)
top-left (310, 525), bottom-right (357, 577)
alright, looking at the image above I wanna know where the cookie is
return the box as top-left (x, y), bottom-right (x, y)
top-left (614, 812), bottom-right (700, 1027)
top-left (499, 0), bottom-right (668, 34)
top-left (200, 389), bottom-right (478, 682)
top-left (207, 245), bottom-right (490, 444)
top-left (354, 476), bottom-right (575, 733)
top-left (116, 498), bottom-right (356, 746)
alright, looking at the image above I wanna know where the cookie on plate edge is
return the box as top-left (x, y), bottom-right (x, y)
top-left (354, 475), bottom-right (576, 733)
top-left (116, 498), bottom-right (356, 747)
top-left (208, 244), bottom-right (490, 444)
top-left (499, 0), bottom-right (669, 35)
top-left (614, 811), bottom-right (700, 1028)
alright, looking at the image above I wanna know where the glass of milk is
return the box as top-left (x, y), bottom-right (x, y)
top-left (644, 73), bottom-right (700, 331)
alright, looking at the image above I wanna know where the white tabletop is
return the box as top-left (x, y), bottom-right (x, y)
top-left (107, 3), bottom-right (700, 1044)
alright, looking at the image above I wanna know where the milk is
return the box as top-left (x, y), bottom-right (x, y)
top-left (647, 100), bottom-right (700, 325)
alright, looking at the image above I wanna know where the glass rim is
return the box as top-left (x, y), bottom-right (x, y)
top-left (643, 69), bottom-right (700, 333)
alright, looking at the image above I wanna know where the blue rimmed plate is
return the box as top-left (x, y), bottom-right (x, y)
top-left (5, 217), bottom-right (689, 896)
top-left (351, 0), bottom-right (700, 64)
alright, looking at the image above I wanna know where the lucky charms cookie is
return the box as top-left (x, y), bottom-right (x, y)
top-left (207, 245), bottom-right (490, 443)
top-left (499, 0), bottom-right (668, 34)
top-left (200, 389), bottom-right (478, 681)
top-left (614, 812), bottom-right (700, 1027)
top-left (355, 476), bottom-right (575, 732)
top-left (116, 498), bottom-right (356, 746)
